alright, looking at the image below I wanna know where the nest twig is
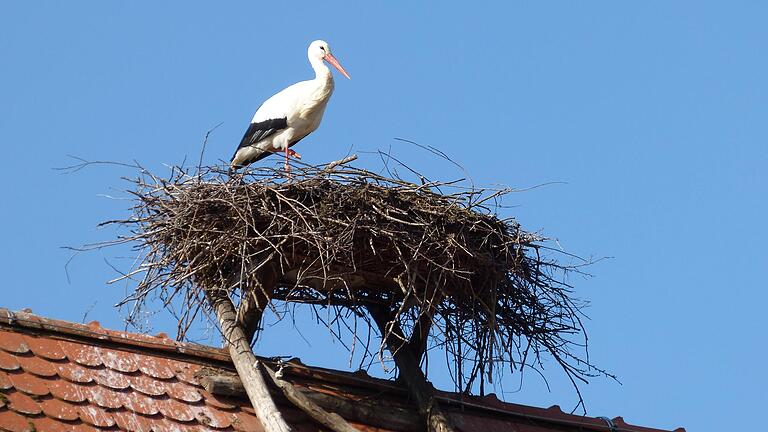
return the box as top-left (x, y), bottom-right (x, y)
top-left (100, 158), bottom-right (614, 405)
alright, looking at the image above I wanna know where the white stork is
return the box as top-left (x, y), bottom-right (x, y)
top-left (230, 40), bottom-right (351, 173)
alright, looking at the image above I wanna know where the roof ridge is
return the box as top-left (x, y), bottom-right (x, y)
top-left (0, 307), bottom-right (231, 364)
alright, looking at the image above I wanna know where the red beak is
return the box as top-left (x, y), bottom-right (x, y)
top-left (324, 53), bottom-right (351, 79)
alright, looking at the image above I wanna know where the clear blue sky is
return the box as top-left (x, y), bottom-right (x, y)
top-left (2, 2), bottom-right (766, 431)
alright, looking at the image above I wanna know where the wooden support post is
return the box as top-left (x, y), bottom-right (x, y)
top-left (367, 306), bottom-right (456, 432)
top-left (406, 308), bottom-right (434, 363)
top-left (209, 289), bottom-right (358, 432)
top-left (236, 266), bottom-right (278, 344)
top-left (207, 291), bottom-right (293, 432)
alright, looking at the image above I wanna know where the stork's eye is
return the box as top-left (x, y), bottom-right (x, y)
top-left (320, 46), bottom-right (326, 51)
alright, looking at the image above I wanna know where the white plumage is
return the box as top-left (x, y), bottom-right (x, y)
top-left (230, 40), bottom-right (351, 172)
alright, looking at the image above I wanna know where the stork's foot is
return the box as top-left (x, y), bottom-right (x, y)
top-left (227, 166), bottom-right (247, 185)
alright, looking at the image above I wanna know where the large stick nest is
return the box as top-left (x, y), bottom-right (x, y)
top-left (108, 159), bottom-right (610, 397)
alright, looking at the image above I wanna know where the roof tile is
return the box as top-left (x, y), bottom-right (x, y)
top-left (85, 321), bottom-right (103, 331)
top-left (72, 423), bottom-right (100, 432)
top-left (153, 417), bottom-right (205, 432)
top-left (129, 373), bottom-right (167, 397)
top-left (23, 336), bottom-right (67, 361)
top-left (157, 397), bottom-right (197, 423)
top-left (5, 391), bottom-right (42, 415)
top-left (0, 332), bottom-right (30, 354)
top-left (30, 415), bottom-right (78, 432)
top-left (88, 386), bottom-right (125, 410)
top-left (92, 367), bottom-right (131, 390)
top-left (230, 411), bottom-right (264, 432)
top-left (124, 391), bottom-right (161, 416)
top-left (16, 354), bottom-right (58, 378)
top-left (475, 393), bottom-right (504, 409)
top-left (137, 357), bottom-right (176, 380)
top-left (545, 405), bottom-right (573, 421)
top-left (200, 389), bottom-right (237, 411)
top-left (193, 403), bottom-right (236, 429)
top-left (39, 397), bottom-right (80, 421)
top-left (111, 409), bottom-right (154, 432)
top-left (48, 379), bottom-right (88, 403)
top-left (59, 340), bottom-right (102, 367)
top-left (166, 381), bottom-right (203, 403)
top-left (173, 363), bottom-right (200, 385)
top-left (56, 363), bottom-right (94, 384)
top-left (77, 404), bottom-right (116, 428)
top-left (0, 371), bottom-right (13, 390)
top-left (163, 417), bottom-right (233, 432)
top-left (6, 373), bottom-right (49, 397)
top-left (0, 351), bottom-right (21, 372)
top-left (0, 409), bottom-right (36, 432)
top-left (100, 347), bottom-right (140, 374)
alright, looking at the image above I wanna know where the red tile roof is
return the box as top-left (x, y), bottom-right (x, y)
top-left (0, 308), bottom-right (685, 432)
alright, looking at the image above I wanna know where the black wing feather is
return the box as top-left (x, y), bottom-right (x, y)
top-left (237, 117), bottom-right (288, 149)
top-left (230, 117), bottom-right (288, 162)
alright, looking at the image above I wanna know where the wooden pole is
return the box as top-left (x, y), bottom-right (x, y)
top-left (207, 291), bottom-right (293, 432)
top-left (210, 289), bottom-right (358, 432)
top-left (236, 266), bottom-right (278, 344)
top-left (367, 306), bottom-right (456, 432)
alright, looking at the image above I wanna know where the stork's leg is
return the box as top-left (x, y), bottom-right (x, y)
top-left (284, 145), bottom-right (291, 176)
top-left (287, 149), bottom-right (302, 159)
top-left (283, 148), bottom-right (302, 178)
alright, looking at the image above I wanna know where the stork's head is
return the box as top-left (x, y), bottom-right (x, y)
top-left (308, 40), bottom-right (351, 79)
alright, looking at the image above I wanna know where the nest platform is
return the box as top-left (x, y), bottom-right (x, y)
top-left (112, 161), bottom-right (605, 394)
